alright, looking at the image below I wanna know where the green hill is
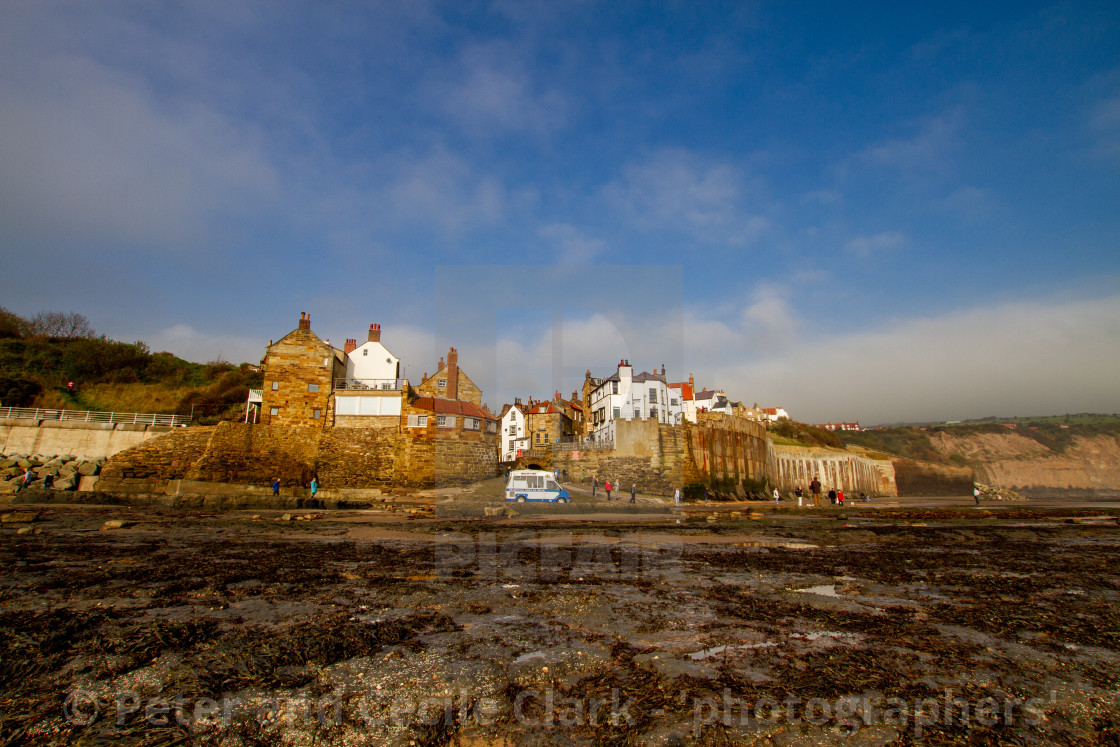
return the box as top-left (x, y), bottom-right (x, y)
top-left (0, 307), bottom-right (261, 424)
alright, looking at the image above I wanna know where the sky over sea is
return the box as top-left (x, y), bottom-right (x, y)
top-left (2, 1), bottom-right (1118, 424)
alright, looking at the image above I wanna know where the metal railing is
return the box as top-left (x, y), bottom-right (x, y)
top-left (550, 439), bottom-right (614, 451)
top-left (333, 378), bottom-right (408, 391)
top-left (248, 389), bottom-right (263, 403)
top-left (0, 406), bottom-right (190, 427)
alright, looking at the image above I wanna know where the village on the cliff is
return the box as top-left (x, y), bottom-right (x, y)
top-left (228, 313), bottom-right (888, 498)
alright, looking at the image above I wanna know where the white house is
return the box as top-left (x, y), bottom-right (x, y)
top-left (669, 374), bottom-right (697, 423)
top-left (500, 401), bottom-right (530, 462)
top-left (694, 388), bottom-right (733, 416)
top-left (334, 323), bottom-right (405, 425)
top-left (588, 361), bottom-right (685, 442)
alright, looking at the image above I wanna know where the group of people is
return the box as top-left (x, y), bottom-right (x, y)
top-left (784, 477), bottom-right (870, 506)
top-left (14, 468), bottom-right (50, 492)
top-left (590, 475), bottom-right (638, 503)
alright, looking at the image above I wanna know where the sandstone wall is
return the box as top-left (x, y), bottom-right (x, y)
top-left (97, 427), bottom-right (215, 492)
top-left (99, 421), bottom-right (499, 494)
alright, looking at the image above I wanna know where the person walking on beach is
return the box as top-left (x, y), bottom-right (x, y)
top-left (973, 486), bottom-right (981, 504)
top-left (674, 487), bottom-right (681, 507)
top-left (772, 487), bottom-right (781, 504)
top-left (592, 475), bottom-right (598, 498)
top-left (17, 469), bottom-right (33, 493)
top-left (272, 477), bottom-right (280, 496)
top-left (605, 480), bottom-right (612, 501)
top-left (704, 485), bottom-right (710, 505)
top-left (310, 477), bottom-right (318, 497)
top-left (629, 483), bottom-right (636, 503)
top-left (810, 477), bottom-right (821, 507)
top-left (837, 489), bottom-right (845, 506)
top-left (828, 488), bottom-right (837, 505)
top-left (795, 486), bottom-right (803, 507)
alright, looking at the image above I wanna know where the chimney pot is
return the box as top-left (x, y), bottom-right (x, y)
top-left (298, 312), bottom-right (311, 330)
top-left (368, 323), bottom-right (381, 343)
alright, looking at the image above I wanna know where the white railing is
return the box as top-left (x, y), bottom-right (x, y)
top-left (334, 378), bottom-right (408, 391)
top-left (0, 406), bottom-right (190, 427)
top-left (248, 389), bottom-right (263, 403)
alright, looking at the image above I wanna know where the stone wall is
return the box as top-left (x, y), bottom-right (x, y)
top-left (772, 444), bottom-right (897, 496)
top-left (0, 418), bottom-right (173, 459)
top-left (99, 420), bottom-right (499, 494)
top-left (97, 427), bottom-right (215, 492)
top-left (260, 321), bottom-right (342, 427)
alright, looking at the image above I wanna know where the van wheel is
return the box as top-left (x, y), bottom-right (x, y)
top-left (516, 496), bottom-right (526, 503)
top-left (558, 497), bottom-right (568, 504)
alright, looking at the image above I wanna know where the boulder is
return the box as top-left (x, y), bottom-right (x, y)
top-left (43, 458), bottom-right (66, 471)
top-left (101, 519), bottom-right (135, 530)
top-left (59, 462), bottom-right (80, 477)
top-left (54, 476), bottom-right (78, 491)
top-left (1, 511), bottom-right (39, 523)
top-left (16, 459), bottom-right (31, 470)
top-left (77, 461), bottom-right (100, 476)
top-left (0, 458), bottom-right (17, 470)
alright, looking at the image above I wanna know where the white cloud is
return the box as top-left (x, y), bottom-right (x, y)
top-left (851, 109), bottom-right (964, 178)
top-left (146, 325), bottom-right (263, 366)
top-left (383, 149), bottom-right (506, 233)
top-left (602, 148), bottom-right (771, 245)
top-left (426, 43), bottom-right (569, 135)
top-left (539, 224), bottom-right (610, 264)
top-left (699, 294), bottom-right (1120, 425)
top-left (845, 231), bottom-right (907, 258)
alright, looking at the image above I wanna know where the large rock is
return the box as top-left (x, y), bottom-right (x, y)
top-left (0, 458), bottom-right (18, 470)
top-left (77, 461), bottom-right (101, 476)
top-left (1, 512), bottom-right (39, 523)
top-left (59, 462), bottom-right (81, 478)
top-left (54, 476), bottom-right (78, 491)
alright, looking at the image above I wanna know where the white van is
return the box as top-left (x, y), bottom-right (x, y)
top-left (505, 469), bottom-right (571, 503)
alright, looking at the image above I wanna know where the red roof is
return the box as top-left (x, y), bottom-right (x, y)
top-left (411, 397), bottom-right (497, 421)
top-left (671, 382), bottom-right (694, 400)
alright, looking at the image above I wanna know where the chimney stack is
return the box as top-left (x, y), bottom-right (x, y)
top-left (344, 338), bottom-right (357, 354)
top-left (368, 323), bottom-right (381, 343)
top-left (298, 312), bottom-right (310, 330)
top-left (446, 347), bottom-right (459, 399)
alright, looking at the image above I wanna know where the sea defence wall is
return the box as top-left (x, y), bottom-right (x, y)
top-left (523, 414), bottom-right (773, 496)
top-left (98, 421), bottom-right (499, 494)
top-left (772, 444), bottom-right (897, 496)
top-left (0, 418), bottom-right (172, 459)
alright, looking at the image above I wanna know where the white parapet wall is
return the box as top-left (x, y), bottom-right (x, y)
top-left (0, 419), bottom-right (174, 459)
top-left (772, 443), bottom-right (897, 496)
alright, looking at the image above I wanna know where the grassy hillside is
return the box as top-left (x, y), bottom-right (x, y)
top-left (0, 306), bottom-right (261, 423)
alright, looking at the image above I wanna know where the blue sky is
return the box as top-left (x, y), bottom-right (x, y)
top-left (2, 0), bottom-right (1118, 424)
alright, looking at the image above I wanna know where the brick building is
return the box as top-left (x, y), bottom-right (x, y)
top-left (260, 312), bottom-right (346, 427)
top-left (416, 347), bottom-right (483, 406)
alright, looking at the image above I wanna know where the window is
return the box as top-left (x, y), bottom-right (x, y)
top-left (612, 382), bottom-right (618, 394)
top-left (271, 381), bottom-right (279, 391)
top-left (407, 414), bottom-right (428, 427)
top-left (437, 378), bottom-right (447, 387)
top-left (362, 349), bottom-right (368, 356)
top-left (535, 433), bottom-right (541, 444)
top-left (649, 387), bottom-right (657, 403)
top-left (671, 398), bottom-right (679, 406)
top-left (308, 384), bottom-right (319, 392)
top-left (633, 408), bottom-right (641, 418)
top-left (437, 415), bottom-right (456, 428)
top-left (465, 418), bottom-right (480, 430)
top-left (613, 407), bottom-right (620, 418)
top-left (487, 421), bottom-right (497, 433)
top-left (270, 407), bottom-right (279, 416)
top-left (650, 407), bottom-right (658, 420)
top-left (543, 434), bottom-right (549, 444)
top-left (313, 409), bottom-right (321, 419)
